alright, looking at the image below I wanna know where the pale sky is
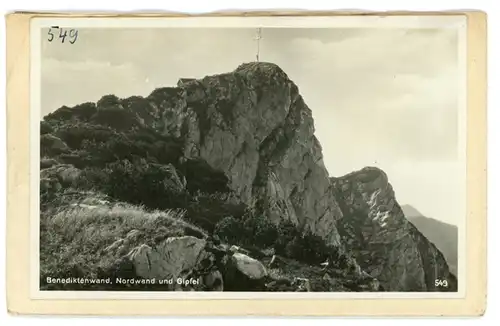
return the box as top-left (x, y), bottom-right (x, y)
top-left (40, 27), bottom-right (464, 225)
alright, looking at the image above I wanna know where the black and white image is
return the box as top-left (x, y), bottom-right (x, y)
top-left (35, 16), bottom-right (466, 295)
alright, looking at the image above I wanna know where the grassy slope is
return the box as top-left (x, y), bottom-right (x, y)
top-left (40, 190), bottom-right (207, 289)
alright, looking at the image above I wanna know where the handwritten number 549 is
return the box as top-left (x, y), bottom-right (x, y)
top-left (47, 28), bottom-right (78, 44)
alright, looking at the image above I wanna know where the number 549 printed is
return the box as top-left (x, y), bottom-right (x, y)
top-left (47, 27), bottom-right (78, 44)
top-left (435, 279), bottom-right (449, 287)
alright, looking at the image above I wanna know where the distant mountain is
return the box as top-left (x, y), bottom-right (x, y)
top-left (401, 205), bottom-right (424, 218)
top-left (402, 205), bottom-right (458, 276)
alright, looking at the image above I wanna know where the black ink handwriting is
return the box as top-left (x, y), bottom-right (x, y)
top-left (47, 27), bottom-right (78, 44)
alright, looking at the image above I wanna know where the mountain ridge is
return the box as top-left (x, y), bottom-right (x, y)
top-left (40, 62), bottom-right (457, 292)
top-left (402, 205), bottom-right (458, 276)
top-left (401, 204), bottom-right (425, 218)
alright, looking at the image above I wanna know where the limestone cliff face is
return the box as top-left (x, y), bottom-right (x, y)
top-left (331, 167), bottom-right (457, 291)
top-left (121, 62), bottom-right (343, 245)
top-left (47, 62), bottom-right (458, 292)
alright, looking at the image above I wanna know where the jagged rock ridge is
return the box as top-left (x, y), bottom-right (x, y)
top-left (331, 167), bottom-right (457, 291)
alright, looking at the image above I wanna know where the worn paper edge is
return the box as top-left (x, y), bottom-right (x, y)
top-left (5, 10), bottom-right (487, 317)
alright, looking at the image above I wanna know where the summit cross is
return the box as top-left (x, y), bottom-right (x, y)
top-left (254, 27), bottom-right (262, 62)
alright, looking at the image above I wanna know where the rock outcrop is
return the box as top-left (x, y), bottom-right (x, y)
top-left (40, 164), bottom-right (81, 194)
top-left (231, 252), bottom-right (268, 280)
top-left (125, 236), bottom-right (207, 288)
top-left (331, 167), bottom-right (457, 291)
top-left (123, 62), bottom-right (344, 245)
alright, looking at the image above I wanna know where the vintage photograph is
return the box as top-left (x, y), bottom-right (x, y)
top-left (35, 16), bottom-right (466, 295)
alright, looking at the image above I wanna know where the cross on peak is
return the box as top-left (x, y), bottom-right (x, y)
top-left (254, 27), bottom-right (263, 62)
top-left (254, 27), bottom-right (262, 40)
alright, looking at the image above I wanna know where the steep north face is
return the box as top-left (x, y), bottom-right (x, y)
top-left (113, 62), bottom-right (344, 245)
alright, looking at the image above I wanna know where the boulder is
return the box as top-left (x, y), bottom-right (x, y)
top-left (222, 252), bottom-right (268, 291)
top-left (125, 236), bottom-right (207, 283)
top-left (40, 164), bottom-right (81, 187)
top-left (231, 253), bottom-right (268, 280)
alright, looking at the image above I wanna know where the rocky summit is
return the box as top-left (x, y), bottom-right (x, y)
top-left (128, 62), bottom-right (343, 245)
top-left (39, 62), bottom-right (457, 292)
top-left (331, 168), bottom-right (457, 291)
